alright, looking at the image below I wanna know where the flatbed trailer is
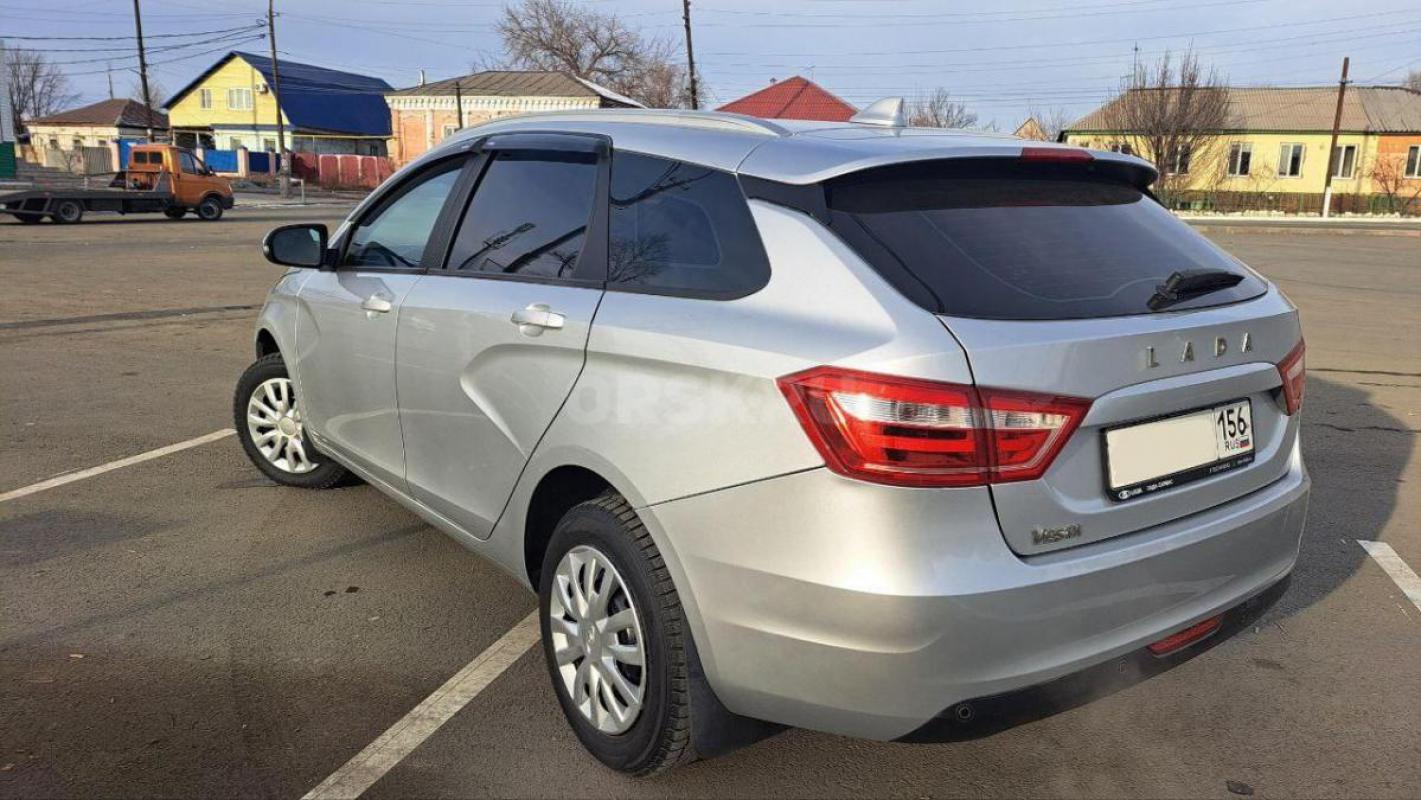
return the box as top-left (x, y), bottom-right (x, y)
top-left (1, 144), bottom-right (234, 224)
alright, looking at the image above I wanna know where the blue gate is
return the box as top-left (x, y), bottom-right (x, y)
top-left (117, 139), bottom-right (137, 168)
top-left (248, 151), bottom-right (271, 173)
top-left (203, 149), bottom-right (239, 173)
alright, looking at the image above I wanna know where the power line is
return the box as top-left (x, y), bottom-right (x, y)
top-left (701, 7), bottom-right (1419, 56)
top-left (1, 24), bottom-right (263, 41)
top-left (41, 27), bottom-right (267, 65)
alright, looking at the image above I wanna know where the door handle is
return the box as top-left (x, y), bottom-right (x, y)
top-left (510, 303), bottom-right (565, 333)
top-left (361, 294), bottom-right (393, 314)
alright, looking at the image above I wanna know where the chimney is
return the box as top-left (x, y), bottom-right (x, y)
top-left (419, 69), bottom-right (426, 87)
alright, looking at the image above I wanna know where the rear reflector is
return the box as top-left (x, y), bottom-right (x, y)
top-left (777, 366), bottom-right (1090, 488)
top-left (1277, 339), bottom-right (1306, 415)
top-left (1020, 147), bottom-right (1094, 163)
top-left (1147, 615), bottom-right (1223, 656)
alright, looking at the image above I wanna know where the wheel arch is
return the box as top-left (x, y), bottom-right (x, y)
top-left (254, 327), bottom-right (280, 359)
top-left (521, 464), bottom-right (616, 588)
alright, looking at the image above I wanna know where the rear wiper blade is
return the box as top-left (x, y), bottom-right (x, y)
top-left (1148, 269), bottom-right (1245, 310)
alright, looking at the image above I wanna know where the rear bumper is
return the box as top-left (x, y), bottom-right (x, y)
top-left (644, 440), bottom-right (1308, 741)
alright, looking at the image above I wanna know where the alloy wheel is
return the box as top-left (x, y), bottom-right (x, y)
top-left (245, 377), bottom-right (316, 474)
top-left (548, 545), bottom-right (647, 734)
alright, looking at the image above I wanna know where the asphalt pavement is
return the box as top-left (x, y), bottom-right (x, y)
top-left (1, 207), bottom-right (1419, 798)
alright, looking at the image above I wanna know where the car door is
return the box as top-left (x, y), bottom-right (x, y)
top-left (295, 155), bottom-right (471, 489)
top-left (396, 133), bottom-right (609, 539)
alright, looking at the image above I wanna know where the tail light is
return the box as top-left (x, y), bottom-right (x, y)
top-left (1277, 339), bottom-right (1306, 415)
top-left (777, 366), bottom-right (1091, 488)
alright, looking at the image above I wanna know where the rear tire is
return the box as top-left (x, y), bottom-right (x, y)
top-left (196, 196), bottom-right (224, 221)
top-left (51, 200), bottom-right (83, 224)
top-left (164, 208), bottom-right (187, 219)
top-left (539, 492), bottom-right (697, 775)
top-left (234, 354), bottom-right (349, 489)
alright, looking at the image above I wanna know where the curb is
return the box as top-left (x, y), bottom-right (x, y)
top-left (1188, 223), bottom-right (1421, 238)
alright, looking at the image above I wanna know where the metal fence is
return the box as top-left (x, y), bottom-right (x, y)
top-left (203, 149), bottom-right (239, 173)
top-left (291, 152), bottom-right (394, 190)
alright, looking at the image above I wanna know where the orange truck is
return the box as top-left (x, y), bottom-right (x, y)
top-left (0, 144), bottom-right (235, 224)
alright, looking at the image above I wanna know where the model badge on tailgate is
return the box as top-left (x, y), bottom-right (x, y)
top-left (1032, 524), bottom-right (1082, 546)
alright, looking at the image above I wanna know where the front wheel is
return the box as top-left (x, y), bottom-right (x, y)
top-left (196, 196), bottom-right (224, 221)
top-left (233, 354), bottom-right (349, 489)
top-left (539, 493), bottom-right (697, 775)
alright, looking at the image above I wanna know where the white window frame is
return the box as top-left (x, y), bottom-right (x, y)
top-left (227, 87), bottom-right (253, 111)
top-left (441, 124), bottom-right (458, 140)
top-left (1227, 142), bottom-right (1252, 177)
top-left (199, 88), bottom-right (212, 109)
top-left (1404, 145), bottom-right (1421, 179)
top-left (1278, 143), bottom-right (1305, 178)
top-left (1331, 144), bottom-right (1358, 179)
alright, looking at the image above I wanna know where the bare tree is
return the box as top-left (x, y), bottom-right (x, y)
top-left (496, 0), bottom-right (698, 108)
top-left (1027, 105), bottom-right (1074, 141)
top-left (1369, 153), bottom-right (1421, 216)
top-left (907, 88), bottom-right (977, 128)
top-left (1405, 70), bottom-right (1421, 93)
top-left (1099, 50), bottom-right (1232, 201)
top-left (129, 78), bottom-right (167, 109)
top-left (6, 47), bottom-right (80, 124)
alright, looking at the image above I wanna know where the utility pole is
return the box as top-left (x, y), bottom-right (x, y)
top-left (681, 0), bottom-right (699, 110)
top-left (107, 65), bottom-right (115, 100)
top-left (1321, 56), bottom-right (1350, 218)
top-left (268, 0), bottom-right (290, 197)
top-left (132, 0), bottom-right (154, 141)
top-left (455, 83), bottom-right (464, 133)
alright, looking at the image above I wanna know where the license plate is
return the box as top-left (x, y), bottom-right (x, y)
top-left (1105, 399), bottom-right (1254, 501)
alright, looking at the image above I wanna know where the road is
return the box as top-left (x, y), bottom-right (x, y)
top-left (2, 208), bottom-right (1419, 798)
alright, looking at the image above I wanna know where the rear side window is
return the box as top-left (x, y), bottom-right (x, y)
top-left (132, 152), bottom-right (150, 164)
top-left (826, 160), bottom-right (1267, 320)
top-left (446, 150), bottom-right (598, 279)
top-left (608, 151), bottom-right (769, 298)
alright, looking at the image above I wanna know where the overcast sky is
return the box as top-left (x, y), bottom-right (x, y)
top-left (6, 0), bottom-right (1420, 128)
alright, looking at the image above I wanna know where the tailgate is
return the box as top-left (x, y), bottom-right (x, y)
top-left (940, 289), bottom-right (1302, 556)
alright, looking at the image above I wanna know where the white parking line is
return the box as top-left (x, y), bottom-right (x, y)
top-left (0, 429), bottom-right (236, 504)
top-left (301, 611), bottom-right (542, 800)
top-left (1358, 540), bottom-right (1421, 613)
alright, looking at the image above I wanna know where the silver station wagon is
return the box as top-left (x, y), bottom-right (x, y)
top-left (237, 103), bottom-right (1309, 774)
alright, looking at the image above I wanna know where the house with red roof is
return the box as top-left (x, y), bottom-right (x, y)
top-left (717, 77), bottom-right (856, 122)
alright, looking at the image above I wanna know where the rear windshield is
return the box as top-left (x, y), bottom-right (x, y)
top-left (825, 160), bottom-right (1267, 320)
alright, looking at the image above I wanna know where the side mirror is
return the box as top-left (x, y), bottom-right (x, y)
top-left (263, 223), bottom-right (328, 269)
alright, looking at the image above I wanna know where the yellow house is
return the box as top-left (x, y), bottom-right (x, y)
top-left (164, 51), bottom-right (392, 155)
top-left (1063, 86), bottom-right (1421, 213)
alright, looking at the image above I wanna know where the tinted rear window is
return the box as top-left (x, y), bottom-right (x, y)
top-left (608, 151), bottom-right (770, 298)
top-left (826, 160), bottom-right (1267, 320)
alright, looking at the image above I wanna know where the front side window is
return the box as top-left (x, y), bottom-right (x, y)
top-left (1227, 142), bottom-right (1252, 177)
top-left (1407, 145), bottom-right (1421, 178)
top-left (344, 162), bottom-right (463, 269)
top-left (445, 150), bottom-right (598, 278)
top-left (607, 151), bottom-right (770, 297)
top-left (1331, 144), bottom-right (1357, 179)
top-left (1279, 143), bottom-right (1305, 177)
top-left (179, 151), bottom-right (201, 174)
